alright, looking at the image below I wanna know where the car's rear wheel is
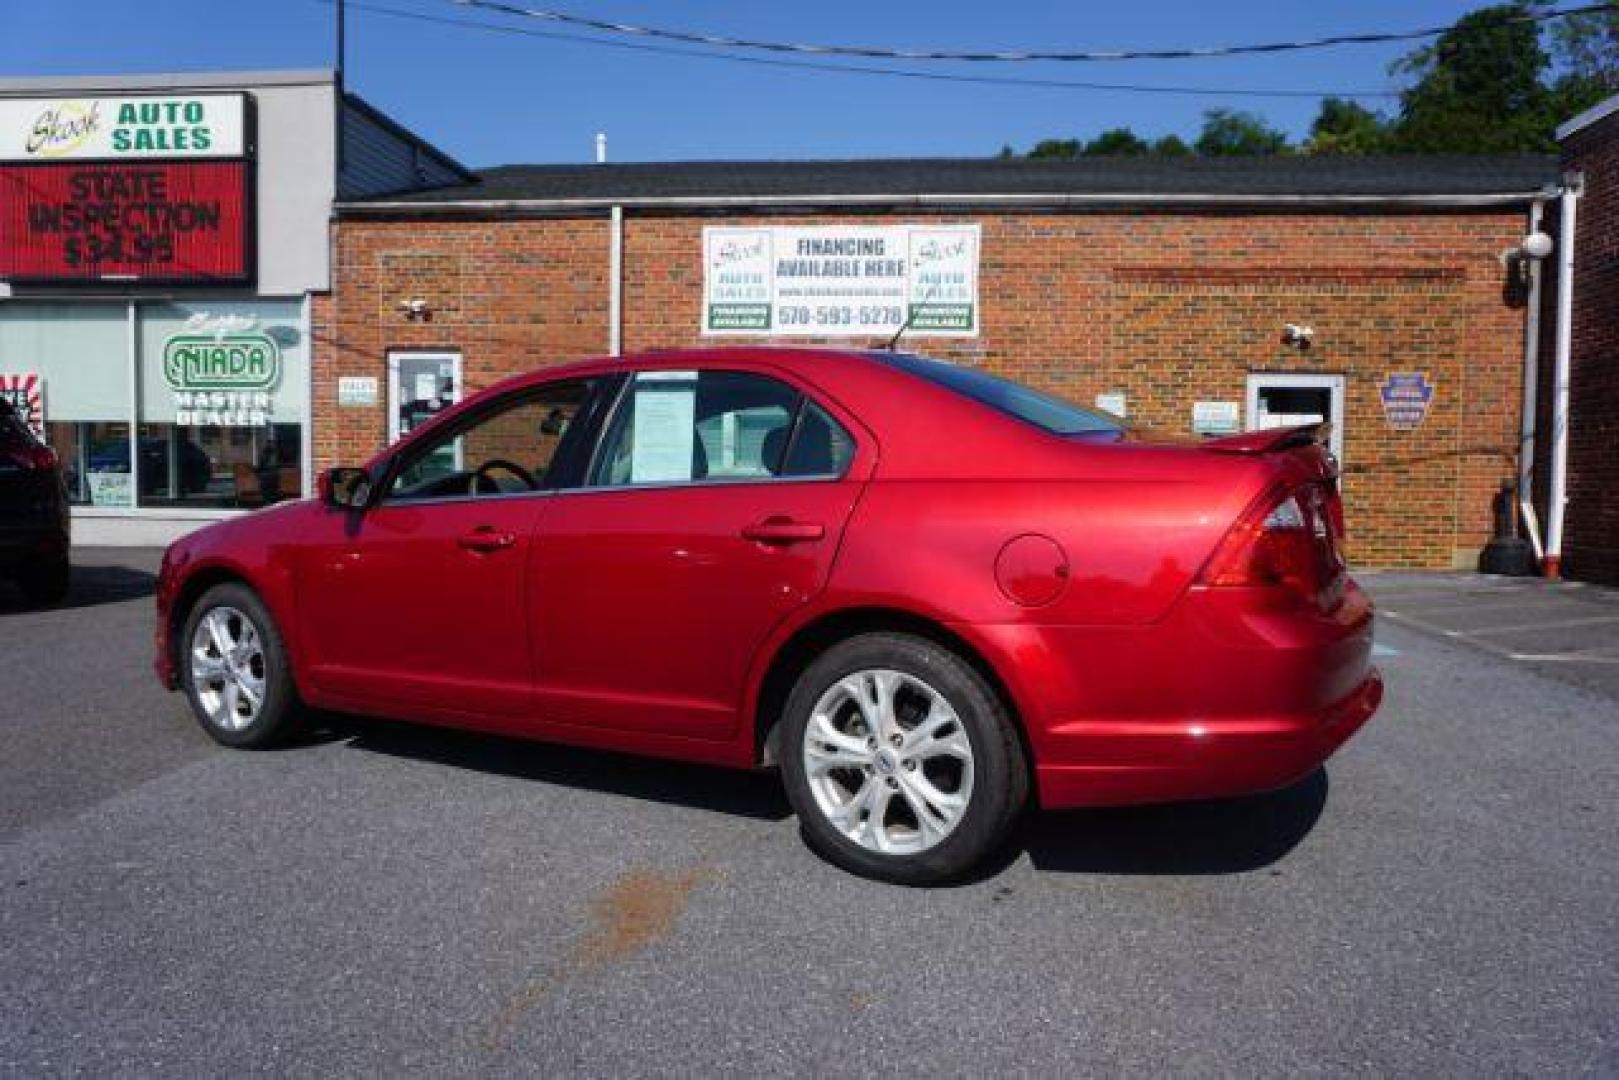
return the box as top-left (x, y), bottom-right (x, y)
top-left (180, 583), bottom-right (304, 748)
top-left (780, 632), bottom-right (1028, 885)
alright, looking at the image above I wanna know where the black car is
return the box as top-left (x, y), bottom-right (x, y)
top-left (0, 398), bottom-right (70, 605)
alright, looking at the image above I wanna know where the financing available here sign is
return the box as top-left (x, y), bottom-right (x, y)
top-left (703, 225), bottom-right (980, 337)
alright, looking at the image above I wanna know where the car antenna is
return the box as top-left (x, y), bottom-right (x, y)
top-left (884, 282), bottom-right (940, 352)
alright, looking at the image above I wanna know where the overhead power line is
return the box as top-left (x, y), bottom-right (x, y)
top-left (333, 0), bottom-right (1401, 99)
top-left (454, 0), bottom-right (1615, 64)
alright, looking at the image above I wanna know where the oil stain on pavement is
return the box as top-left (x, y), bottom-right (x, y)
top-left (483, 864), bottom-right (720, 1051)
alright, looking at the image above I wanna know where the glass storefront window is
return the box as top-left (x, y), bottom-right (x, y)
top-left (0, 299), bottom-right (307, 512)
top-left (136, 300), bottom-right (307, 509)
top-left (0, 303), bottom-right (131, 506)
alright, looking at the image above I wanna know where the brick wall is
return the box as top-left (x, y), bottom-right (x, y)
top-left (318, 207), bottom-right (1530, 568)
top-left (1556, 109), bottom-right (1619, 583)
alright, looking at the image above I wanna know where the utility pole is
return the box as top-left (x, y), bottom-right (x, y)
top-left (335, 0), bottom-right (347, 172)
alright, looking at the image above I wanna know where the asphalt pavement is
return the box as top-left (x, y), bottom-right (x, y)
top-left (1, 550), bottom-right (1615, 1075)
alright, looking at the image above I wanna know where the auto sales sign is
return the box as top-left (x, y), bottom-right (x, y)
top-left (0, 94), bottom-right (246, 160)
top-left (0, 93), bottom-right (251, 284)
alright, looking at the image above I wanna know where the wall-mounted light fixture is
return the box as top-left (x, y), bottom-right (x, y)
top-left (398, 298), bottom-right (431, 321)
top-left (1501, 230), bottom-right (1554, 288)
top-left (1281, 323), bottom-right (1314, 350)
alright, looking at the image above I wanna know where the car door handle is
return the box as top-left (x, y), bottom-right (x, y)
top-left (741, 517), bottom-right (825, 544)
top-left (457, 526), bottom-right (518, 553)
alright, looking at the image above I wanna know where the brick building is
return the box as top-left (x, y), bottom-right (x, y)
top-left (1541, 95), bottom-right (1619, 584)
top-left (318, 155), bottom-right (1560, 569)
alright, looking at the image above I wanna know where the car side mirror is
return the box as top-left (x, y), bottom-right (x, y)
top-left (321, 466), bottom-right (373, 511)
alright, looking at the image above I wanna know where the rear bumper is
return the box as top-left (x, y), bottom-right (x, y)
top-left (1034, 669), bottom-right (1382, 808)
top-left (963, 577), bottom-right (1383, 809)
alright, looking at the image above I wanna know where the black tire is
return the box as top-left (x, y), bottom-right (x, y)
top-left (179, 583), bottom-right (305, 749)
top-left (19, 558), bottom-right (69, 606)
top-left (780, 632), bottom-right (1029, 885)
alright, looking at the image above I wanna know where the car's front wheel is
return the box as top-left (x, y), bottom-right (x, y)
top-left (780, 632), bottom-right (1028, 884)
top-left (180, 583), bottom-right (304, 748)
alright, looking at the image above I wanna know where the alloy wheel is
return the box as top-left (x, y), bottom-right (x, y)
top-left (190, 606), bottom-right (268, 732)
top-left (801, 668), bottom-right (975, 855)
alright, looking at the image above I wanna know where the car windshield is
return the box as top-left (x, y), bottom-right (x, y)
top-left (873, 353), bottom-right (1123, 436)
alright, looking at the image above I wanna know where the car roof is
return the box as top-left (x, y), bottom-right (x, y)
top-left (491, 345), bottom-right (883, 383)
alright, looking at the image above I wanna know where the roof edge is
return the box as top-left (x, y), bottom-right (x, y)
top-left (337, 189), bottom-right (1559, 216)
top-left (343, 93), bottom-right (475, 183)
top-left (0, 69), bottom-right (335, 95)
top-left (1556, 93), bottom-right (1619, 142)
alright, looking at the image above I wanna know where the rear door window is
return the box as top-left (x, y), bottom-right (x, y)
top-left (591, 370), bottom-right (853, 487)
top-left (874, 352), bottom-right (1121, 436)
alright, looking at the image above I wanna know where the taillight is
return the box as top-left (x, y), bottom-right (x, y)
top-left (1198, 486), bottom-right (1338, 599)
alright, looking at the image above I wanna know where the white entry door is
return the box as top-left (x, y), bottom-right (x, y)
top-left (387, 350), bottom-right (462, 443)
top-left (1246, 373), bottom-right (1345, 462)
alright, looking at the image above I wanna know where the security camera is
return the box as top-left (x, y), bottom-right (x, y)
top-left (398, 298), bottom-right (430, 319)
top-left (1519, 231), bottom-right (1554, 260)
top-left (1282, 324), bottom-right (1314, 349)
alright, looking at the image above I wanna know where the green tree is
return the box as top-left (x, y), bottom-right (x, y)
top-left (1194, 109), bottom-right (1290, 156)
top-left (1027, 138), bottom-right (1082, 159)
top-left (1084, 127), bottom-right (1150, 156)
top-left (1150, 134), bottom-right (1192, 157)
top-left (1546, 5), bottom-right (1619, 120)
top-left (1304, 97), bottom-right (1392, 155)
top-left (1389, 2), bottom-right (1554, 152)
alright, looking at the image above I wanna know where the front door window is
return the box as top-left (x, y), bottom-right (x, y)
top-left (386, 378), bottom-right (594, 501)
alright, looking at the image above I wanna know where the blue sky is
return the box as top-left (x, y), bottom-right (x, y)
top-left (5, 1), bottom-right (1494, 166)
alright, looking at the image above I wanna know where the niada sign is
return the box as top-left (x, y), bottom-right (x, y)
top-left (162, 331), bottom-right (281, 426)
top-left (0, 94), bottom-right (247, 161)
top-left (703, 225), bottom-right (980, 337)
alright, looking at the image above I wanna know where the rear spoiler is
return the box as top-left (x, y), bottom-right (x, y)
top-left (1199, 423), bottom-right (1331, 455)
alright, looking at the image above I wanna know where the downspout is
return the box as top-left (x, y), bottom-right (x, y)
top-left (608, 205), bottom-right (623, 355)
top-left (1518, 200), bottom-right (1545, 562)
top-left (1545, 172), bottom-right (1584, 580)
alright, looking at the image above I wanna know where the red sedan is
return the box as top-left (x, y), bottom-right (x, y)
top-left (155, 348), bottom-right (1380, 883)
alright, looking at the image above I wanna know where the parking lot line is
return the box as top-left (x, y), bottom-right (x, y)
top-left (1508, 641), bottom-right (1619, 663)
top-left (1379, 596), bottom-right (1586, 618)
top-left (1467, 614), bottom-right (1619, 636)
top-left (1379, 610), bottom-right (1520, 659)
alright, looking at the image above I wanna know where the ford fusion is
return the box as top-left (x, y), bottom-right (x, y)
top-left (155, 349), bottom-right (1381, 884)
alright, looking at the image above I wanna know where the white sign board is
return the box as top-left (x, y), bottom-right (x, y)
top-left (703, 225), bottom-right (979, 337)
top-left (629, 373), bottom-right (697, 483)
top-left (1094, 392), bottom-right (1127, 418)
top-left (337, 376), bottom-right (379, 407)
top-left (0, 94), bottom-right (246, 161)
top-left (87, 471), bottom-right (132, 507)
top-left (1192, 400), bottom-right (1241, 436)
